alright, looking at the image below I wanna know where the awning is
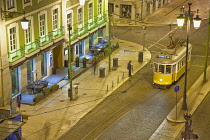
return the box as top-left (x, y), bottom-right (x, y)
top-left (0, 120), bottom-right (25, 140)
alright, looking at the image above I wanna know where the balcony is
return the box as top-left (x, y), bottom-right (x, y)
top-left (8, 27), bottom-right (64, 63)
top-left (8, 12), bottom-right (108, 64)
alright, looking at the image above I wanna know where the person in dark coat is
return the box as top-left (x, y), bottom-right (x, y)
top-left (127, 60), bottom-right (132, 77)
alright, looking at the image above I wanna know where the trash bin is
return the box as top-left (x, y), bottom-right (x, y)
top-left (64, 60), bottom-right (68, 67)
top-left (99, 67), bottom-right (105, 78)
top-left (138, 51), bottom-right (143, 62)
top-left (113, 58), bottom-right (118, 67)
top-left (52, 67), bottom-right (56, 74)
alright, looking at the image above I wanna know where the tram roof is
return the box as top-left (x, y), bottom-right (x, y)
top-left (153, 43), bottom-right (192, 64)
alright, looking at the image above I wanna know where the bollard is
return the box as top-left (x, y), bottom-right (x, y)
top-left (117, 76), bottom-right (119, 83)
top-left (122, 72), bottom-right (125, 79)
top-left (113, 58), bottom-right (118, 68)
top-left (112, 81), bottom-right (114, 88)
top-left (107, 85), bottom-right (108, 92)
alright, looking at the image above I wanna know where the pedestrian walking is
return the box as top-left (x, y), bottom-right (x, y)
top-left (127, 60), bottom-right (132, 77)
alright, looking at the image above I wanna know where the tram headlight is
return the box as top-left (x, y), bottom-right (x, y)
top-left (159, 79), bottom-right (163, 82)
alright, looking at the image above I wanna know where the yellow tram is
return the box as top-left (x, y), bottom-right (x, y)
top-left (152, 43), bottom-right (192, 89)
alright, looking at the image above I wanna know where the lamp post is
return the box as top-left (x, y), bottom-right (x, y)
top-left (142, 25), bottom-right (146, 51)
top-left (176, 3), bottom-right (201, 110)
top-left (203, 10), bottom-right (210, 83)
top-left (1, 8), bottom-right (29, 30)
top-left (108, 13), bottom-right (112, 71)
top-left (68, 24), bottom-right (72, 99)
top-left (68, 0), bottom-right (85, 98)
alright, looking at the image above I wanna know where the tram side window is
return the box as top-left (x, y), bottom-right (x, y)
top-left (154, 63), bottom-right (158, 72)
top-left (178, 61), bottom-right (181, 70)
top-left (159, 65), bottom-right (164, 73)
top-left (166, 65), bottom-right (171, 74)
top-left (173, 64), bottom-right (176, 73)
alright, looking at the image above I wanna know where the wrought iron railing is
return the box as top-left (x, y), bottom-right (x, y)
top-left (8, 27), bottom-right (64, 62)
top-left (8, 12), bottom-right (108, 63)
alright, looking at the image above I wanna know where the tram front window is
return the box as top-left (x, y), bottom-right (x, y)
top-left (166, 65), bottom-right (171, 74)
top-left (159, 65), bottom-right (164, 73)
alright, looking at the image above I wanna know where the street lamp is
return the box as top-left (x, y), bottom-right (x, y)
top-left (193, 9), bottom-right (202, 29)
top-left (67, 0), bottom-right (85, 98)
top-left (1, 9), bottom-right (29, 30)
top-left (79, 0), bottom-right (85, 6)
top-left (176, 3), bottom-right (201, 110)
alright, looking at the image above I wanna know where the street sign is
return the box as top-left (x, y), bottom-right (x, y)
top-left (174, 86), bottom-right (180, 92)
top-left (174, 86), bottom-right (180, 120)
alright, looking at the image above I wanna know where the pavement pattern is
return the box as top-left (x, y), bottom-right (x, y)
top-left (19, 39), bottom-right (150, 140)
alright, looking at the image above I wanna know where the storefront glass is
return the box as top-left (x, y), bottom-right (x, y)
top-left (89, 35), bottom-right (94, 49)
top-left (79, 41), bottom-right (84, 56)
top-left (120, 5), bottom-right (131, 19)
top-left (11, 67), bottom-right (20, 97)
top-left (27, 59), bottom-right (35, 84)
top-left (41, 53), bottom-right (47, 78)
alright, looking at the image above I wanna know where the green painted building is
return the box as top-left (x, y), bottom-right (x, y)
top-left (0, 0), bottom-right (108, 107)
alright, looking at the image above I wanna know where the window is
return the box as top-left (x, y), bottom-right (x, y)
top-left (154, 63), bottom-right (158, 72)
top-left (173, 64), bottom-right (176, 73)
top-left (108, 3), bottom-right (114, 14)
top-left (67, 12), bottom-right (72, 36)
top-left (159, 65), bottom-right (164, 73)
top-left (7, 23), bottom-right (20, 60)
top-left (7, 0), bottom-right (15, 9)
top-left (75, 44), bottom-right (79, 55)
top-left (98, 0), bottom-right (102, 16)
top-left (40, 14), bottom-right (45, 36)
top-left (9, 27), bottom-right (16, 52)
top-left (88, 3), bottom-right (93, 20)
top-left (27, 60), bottom-right (35, 84)
top-left (41, 53), bottom-right (47, 77)
top-left (11, 67), bottom-right (20, 96)
top-left (22, 0), bottom-right (32, 8)
top-left (78, 8), bottom-right (83, 30)
top-left (25, 20), bottom-right (31, 44)
top-left (24, 0), bottom-right (30, 4)
top-left (166, 65), bottom-right (171, 74)
top-left (39, 13), bottom-right (47, 43)
top-left (78, 8), bottom-right (83, 25)
top-left (52, 8), bottom-right (58, 31)
top-left (67, 13), bottom-right (72, 26)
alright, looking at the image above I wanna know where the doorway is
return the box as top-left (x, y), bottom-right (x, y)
top-left (53, 45), bottom-right (62, 68)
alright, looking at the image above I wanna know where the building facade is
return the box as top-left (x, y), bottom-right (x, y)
top-left (0, 0), bottom-right (108, 106)
top-left (108, 0), bottom-right (173, 21)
